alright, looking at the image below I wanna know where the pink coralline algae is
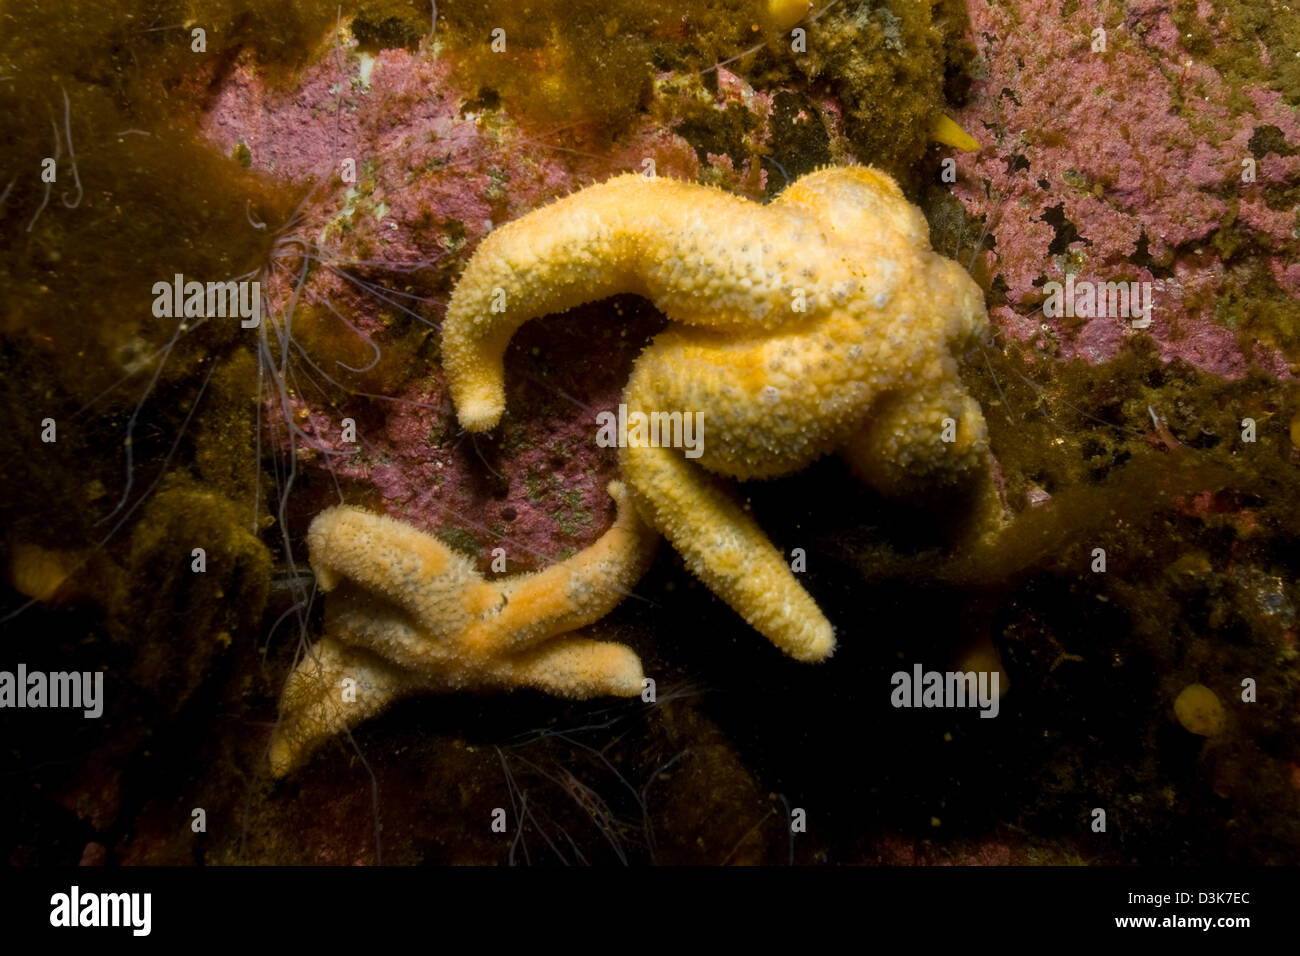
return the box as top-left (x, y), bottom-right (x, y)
top-left (952, 0), bottom-right (1300, 378)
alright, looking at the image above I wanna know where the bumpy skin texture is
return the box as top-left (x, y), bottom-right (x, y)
top-left (444, 166), bottom-right (992, 662)
top-left (270, 482), bottom-right (656, 776)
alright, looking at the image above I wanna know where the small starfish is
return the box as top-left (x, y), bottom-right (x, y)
top-left (269, 481), bottom-right (656, 776)
top-left (444, 165), bottom-right (997, 661)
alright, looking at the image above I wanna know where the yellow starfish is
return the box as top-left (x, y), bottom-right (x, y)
top-left (444, 165), bottom-right (994, 662)
top-left (269, 481), bottom-right (656, 776)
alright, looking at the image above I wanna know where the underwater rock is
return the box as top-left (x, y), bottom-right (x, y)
top-left (195, 20), bottom-right (874, 574)
top-left (112, 480), bottom-right (270, 707)
top-left (4, 0), bottom-right (1299, 870)
top-left (952, 0), bottom-right (1300, 376)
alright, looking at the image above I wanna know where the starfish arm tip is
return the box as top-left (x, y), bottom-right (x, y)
top-left (456, 396), bottom-right (504, 433)
top-left (505, 637), bottom-right (645, 699)
top-left (779, 617), bottom-right (836, 663)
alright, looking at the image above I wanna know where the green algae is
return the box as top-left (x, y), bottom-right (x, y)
top-left (973, 341), bottom-right (1300, 817)
top-left (671, 95), bottom-right (762, 170)
top-left (0, 8), bottom-right (312, 848)
top-left (965, 340), bottom-right (1300, 546)
top-left (552, 486), bottom-right (592, 536)
top-left (764, 89), bottom-right (836, 184)
top-left (437, 0), bottom-right (778, 130)
top-left (0, 0), bottom-right (350, 397)
top-left (192, 351), bottom-right (264, 510)
top-left (755, 0), bottom-right (975, 182)
top-left (434, 524), bottom-right (485, 557)
top-left (521, 466), bottom-right (596, 539)
top-left (432, 0), bottom-right (972, 176)
top-left (351, 2), bottom-right (426, 54)
top-left (821, 338), bottom-right (1300, 861)
top-left (1174, 0), bottom-right (1300, 111)
top-left (113, 476), bottom-right (270, 694)
top-left (1216, 264), bottom-right (1300, 364)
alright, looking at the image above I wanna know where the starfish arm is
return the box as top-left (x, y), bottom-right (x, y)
top-left (307, 505), bottom-right (489, 639)
top-left (443, 173), bottom-right (831, 431)
top-left (469, 481), bottom-right (657, 653)
top-left (269, 637), bottom-right (415, 777)
top-left (495, 633), bottom-right (645, 698)
top-left (839, 379), bottom-right (990, 497)
top-left (321, 583), bottom-right (466, 675)
top-left (840, 380), bottom-right (1007, 546)
top-left (770, 166), bottom-right (933, 251)
top-left (619, 441), bottom-right (835, 662)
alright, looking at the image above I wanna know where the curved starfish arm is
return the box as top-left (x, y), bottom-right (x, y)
top-left (496, 633), bottom-right (645, 698)
top-left (840, 379), bottom-right (989, 496)
top-left (321, 583), bottom-right (465, 675)
top-left (307, 505), bottom-right (486, 640)
top-left (619, 442), bottom-right (835, 662)
top-left (443, 173), bottom-right (826, 431)
top-left (770, 165), bottom-right (932, 250)
top-left (269, 637), bottom-right (416, 777)
top-left (465, 481), bottom-right (658, 654)
top-left (840, 380), bottom-right (1006, 545)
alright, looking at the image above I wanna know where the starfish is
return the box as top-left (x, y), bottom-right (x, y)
top-left (269, 481), bottom-right (656, 776)
top-left (444, 165), bottom-right (997, 661)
